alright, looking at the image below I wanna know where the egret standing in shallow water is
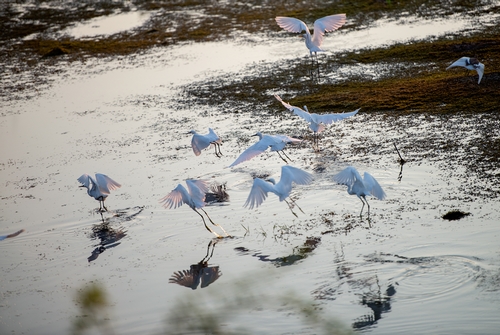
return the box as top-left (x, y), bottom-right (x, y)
top-left (244, 165), bottom-right (313, 217)
top-left (229, 132), bottom-right (302, 167)
top-left (275, 14), bottom-right (346, 61)
top-left (78, 173), bottom-right (122, 211)
top-left (446, 57), bottom-right (485, 84)
top-left (333, 166), bottom-right (386, 217)
top-left (275, 94), bottom-right (359, 148)
top-left (159, 179), bottom-right (229, 238)
top-left (188, 128), bottom-right (223, 157)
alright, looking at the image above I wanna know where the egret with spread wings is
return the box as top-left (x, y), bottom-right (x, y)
top-left (446, 57), bottom-right (485, 84)
top-left (78, 173), bottom-right (121, 211)
top-left (188, 128), bottom-right (223, 157)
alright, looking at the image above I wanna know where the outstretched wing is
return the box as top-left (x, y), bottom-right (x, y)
top-left (275, 16), bottom-right (310, 35)
top-left (95, 173), bottom-right (121, 194)
top-left (77, 174), bottom-right (91, 188)
top-left (191, 134), bottom-right (211, 156)
top-left (229, 139), bottom-right (271, 167)
top-left (207, 128), bottom-right (221, 144)
top-left (446, 57), bottom-right (468, 70)
top-left (186, 179), bottom-right (209, 208)
top-left (476, 64), bottom-right (484, 84)
top-left (159, 184), bottom-right (186, 209)
top-left (312, 14), bottom-right (346, 47)
top-left (244, 178), bottom-right (276, 209)
top-left (274, 94), bottom-right (312, 122)
top-left (363, 172), bottom-right (386, 200)
top-left (317, 108), bottom-right (359, 125)
top-left (280, 166), bottom-right (313, 186)
top-left (333, 166), bottom-right (362, 186)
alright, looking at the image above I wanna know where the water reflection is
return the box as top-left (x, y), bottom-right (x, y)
top-left (0, 229), bottom-right (24, 241)
top-left (87, 206), bottom-right (144, 262)
top-left (234, 236), bottom-right (321, 267)
top-left (393, 142), bottom-right (406, 182)
top-left (169, 240), bottom-right (222, 290)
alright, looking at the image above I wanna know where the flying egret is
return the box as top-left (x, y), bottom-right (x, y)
top-left (78, 173), bottom-right (121, 211)
top-left (446, 57), bottom-right (485, 84)
top-left (275, 14), bottom-right (346, 61)
top-left (188, 128), bottom-right (223, 157)
top-left (244, 165), bottom-right (313, 217)
top-left (230, 132), bottom-right (302, 167)
top-left (159, 179), bottom-right (229, 238)
top-left (275, 94), bottom-right (359, 147)
top-left (333, 166), bottom-right (386, 217)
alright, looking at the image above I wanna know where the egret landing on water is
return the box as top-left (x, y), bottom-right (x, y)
top-left (275, 94), bottom-right (359, 149)
top-left (275, 14), bottom-right (346, 75)
top-left (244, 165), bottom-right (313, 217)
top-left (78, 173), bottom-right (121, 211)
top-left (334, 166), bottom-right (386, 218)
top-left (229, 132), bottom-right (302, 167)
top-left (446, 57), bottom-right (485, 84)
top-left (188, 128), bottom-right (223, 157)
top-left (159, 179), bottom-right (229, 238)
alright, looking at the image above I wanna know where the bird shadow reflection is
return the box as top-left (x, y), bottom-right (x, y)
top-left (169, 240), bottom-right (222, 290)
top-left (87, 206), bottom-right (144, 262)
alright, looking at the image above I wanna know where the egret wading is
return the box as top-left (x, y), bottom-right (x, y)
top-left (159, 179), bottom-right (229, 238)
top-left (275, 94), bottom-right (359, 148)
top-left (244, 165), bottom-right (313, 217)
top-left (333, 166), bottom-right (386, 217)
top-left (78, 173), bottom-right (121, 211)
top-left (188, 128), bottom-right (223, 157)
top-left (275, 14), bottom-right (346, 73)
top-left (446, 57), bottom-right (485, 84)
top-left (229, 132), bottom-right (302, 167)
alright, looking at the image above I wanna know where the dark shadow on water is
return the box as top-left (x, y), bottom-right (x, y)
top-left (87, 206), bottom-right (144, 262)
top-left (234, 236), bottom-right (321, 267)
top-left (169, 240), bottom-right (222, 290)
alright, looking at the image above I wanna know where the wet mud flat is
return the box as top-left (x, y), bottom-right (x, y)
top-left (1, 1), bottom-right (500, 335)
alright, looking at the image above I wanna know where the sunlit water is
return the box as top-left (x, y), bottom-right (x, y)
top-left (1, 9), bottom-right (500, 335)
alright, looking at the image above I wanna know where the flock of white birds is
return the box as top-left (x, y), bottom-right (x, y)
top-left (78, 13), bottom-right (485, 237)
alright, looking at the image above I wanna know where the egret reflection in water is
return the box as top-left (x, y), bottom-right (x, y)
top-left (169, 240), bottom-right (222, 289)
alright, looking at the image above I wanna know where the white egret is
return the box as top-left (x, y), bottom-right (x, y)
top-left (275, 14), bottom-right (346, 60)
top-left (244, 165), bottom-right (313, 217)
top-left (230, 132), bottom-right (302, 167)
top-left (275, 94), bottom-right (359, 146)
top-left (446, 57), bottom-right (485, 84)
top-left (78, 173), bottom-right (121, 211)
top-left (159, 179), bottom-right (229, 238)
top-left (188, 128), bottom-right (223, 157)
top-left (333, 166), bottom-right (386, 217)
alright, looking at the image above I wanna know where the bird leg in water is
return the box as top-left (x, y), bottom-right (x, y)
top-left (284, 199), bottom-right (299, 218)
top-left (358, 196), bottom-right (366, 217)
top-left (200, 208), bottom-right (230, 237)
top-left (193, 209), bottom-right (222, 238)
top-left (280, 150), bottom-right (293, 163)
top-left (97, 197), bottom-right (108, 212)
top-left (276, 150), bottom-right (289, 164)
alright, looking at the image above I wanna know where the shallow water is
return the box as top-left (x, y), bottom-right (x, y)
top-left (1, 8), bottom-right (500, 335)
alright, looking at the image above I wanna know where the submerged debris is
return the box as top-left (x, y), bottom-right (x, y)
top-left (442, 210), bottom-right (471, 221)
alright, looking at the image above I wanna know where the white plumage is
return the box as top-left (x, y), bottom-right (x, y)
top-left (188, 128), bottom-right (222, 157)
top-left (78, 173), bottom-right (121, 211)
top-left (446, 57), bottom-right (485, 84)
top-left (334, 166), bottom-right (386, 216)
top-left (229, 132), bottom-right (302, 167)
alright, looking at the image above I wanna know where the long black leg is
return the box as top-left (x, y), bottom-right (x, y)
top-left (284, 199), bottom-right (298, 217)
top-left (193, 209), bottom-right (222, 238)
top-left (281, 150), bottom-right (293, 162)
top-left (200, 208), bottom-right (229, 237)
top-left (276, 151), bottom-right (288, 164)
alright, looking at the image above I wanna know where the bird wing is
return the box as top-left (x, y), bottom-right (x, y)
top-left (476, 64), bottom-right (484, 84)
top-left (274, 134), bottom-right (302, 145)
top-left (312, 14), bottom-right (347, 47)
top-left (95, 173), bottom-right (121, 194)
top-left (207, 128), bottom-right (222, 144)
top-left (333, 166), bottom-right (362, 186)
top-left (446, 57), bottom-right (468, 70)
top-left (191, 134), bottom-right (211, 156)
top-left (159, 184), bottom-right (186, 209)
top-left (275, 16), bottom-right (310, 35)
top-left (317, 108), bottom-right (360, 125)
top-left (186, 179), bottom-right (209, 208)
top-left (280, 165), bottom-right (314, 186)
top-left (274, 94), bottom-right (312, 122)
top-left (77, 174), bottom-right (91, 188)
top-left (229, 139), bottom-right (271, 167)
top-left (363, 172), bottom-right (386, 200)
top-left (244, 178), bottom-right (276, 209)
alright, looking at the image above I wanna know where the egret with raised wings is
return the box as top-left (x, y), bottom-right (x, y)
top-left (78, 173), bottom-right (121, 211)
top-left (188, 128), bottom-right (223, 157)
top-left (244, 166), bottom-right (313, 217)
top-left (275, 14), bottom-right (346, 60)
top-left (230, 132), bottom-right (302, 167)
top-left (446, 57), bottom-right (485, 84)
top-left (275, 94), bottom-right (359, 147)
top-left (159, 179), bottom-right (229, 238)
top-left (333, 166), bottom-right (386, 217)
